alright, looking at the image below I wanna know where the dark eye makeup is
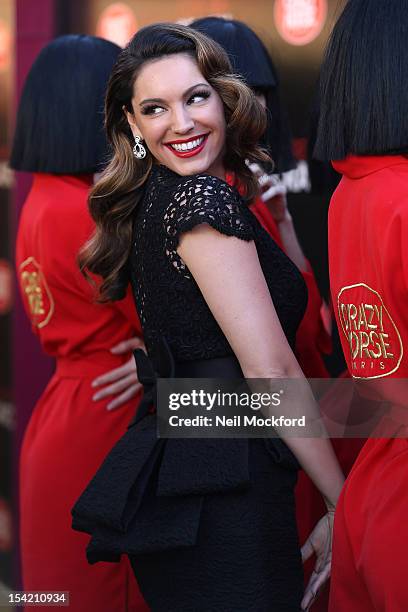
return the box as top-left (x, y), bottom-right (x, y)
top-left (187, 90), bottom-right (211, 104)
top-left (141, 105), bottom-right (163, 116)
top-left (140, 89), bottom-right (211, 116)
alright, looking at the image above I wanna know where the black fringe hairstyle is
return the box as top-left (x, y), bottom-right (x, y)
top-left (314, 0), bottom-right (408, 161)
top-left (11, 35), bottom-right (120, 173)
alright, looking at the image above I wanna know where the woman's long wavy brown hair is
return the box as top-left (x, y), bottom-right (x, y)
top-left (80, 22), bottom-right (269, 302)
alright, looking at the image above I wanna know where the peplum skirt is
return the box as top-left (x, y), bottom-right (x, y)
top-left (72, 342), bottom-right (304, 611)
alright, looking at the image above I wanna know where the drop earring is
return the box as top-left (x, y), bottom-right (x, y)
top-left (133, 135), bottom-right (146, 159)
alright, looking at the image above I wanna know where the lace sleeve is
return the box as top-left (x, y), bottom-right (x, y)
top-left (163, 174), bottom-right (255, 277)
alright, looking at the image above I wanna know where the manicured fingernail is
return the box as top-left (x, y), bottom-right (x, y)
top-left (93, 394), bottom-right (100, 401)
top-left (92, 380), bottom-right (99, 387)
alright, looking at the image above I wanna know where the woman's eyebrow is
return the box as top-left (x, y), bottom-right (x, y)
top-left (139, 97), bottom-right (165, 106)
top-left (183, 82), bottom-right (209, 97)
top-left (139, 83), bottom-right (209, 107)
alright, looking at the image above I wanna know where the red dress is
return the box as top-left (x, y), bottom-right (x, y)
top-left (328, 156), bottom-right (408, 611)
top-left (16, 174), bottom-right (149, 611)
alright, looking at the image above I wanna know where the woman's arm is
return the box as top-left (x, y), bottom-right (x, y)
top-left (178, 224), bottom-right (344, 609)
top-left (248, 162), bottom-right (308, 271)
top-left (275, 209), bottom-right (308, 272)
top-left (178, 223), bottom-right (343, 497)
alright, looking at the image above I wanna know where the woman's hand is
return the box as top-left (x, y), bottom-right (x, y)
top-left (248, 161), bottom-right (309, 270)
top-left (91, 337), bottom-right (145, 411)
top-left (263, 189), bottom-right (290, 224)
top-left (300, 510), bottom-right (335, 611)
top-left (259, 175), bottom-right (289, 224)
top-left (247, 162), bottom-right (288, 222)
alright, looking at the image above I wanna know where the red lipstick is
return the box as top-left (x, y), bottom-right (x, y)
top-left (164, 133), bottom-right (209, 158)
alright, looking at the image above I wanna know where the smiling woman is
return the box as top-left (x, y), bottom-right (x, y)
top-left (81, 23), bottom-right (268, 302)
top-left (72, 22), bottom-right (344, 612)
top-left (124, 55), bottom-right (226, 178)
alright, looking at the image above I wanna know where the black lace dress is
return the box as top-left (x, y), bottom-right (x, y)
top-left (72, 165), bottom-right (308, 611)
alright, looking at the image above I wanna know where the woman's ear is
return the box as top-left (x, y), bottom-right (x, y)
top-left (122, 105), bottom-right (141, 140)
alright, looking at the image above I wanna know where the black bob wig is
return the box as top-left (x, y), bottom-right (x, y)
top-left (11, 34), bottom-right (121, 174)
top-left (314, 0), bottom-right (408, 161)
top-left (191, 17), bottom-right (295, 173)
